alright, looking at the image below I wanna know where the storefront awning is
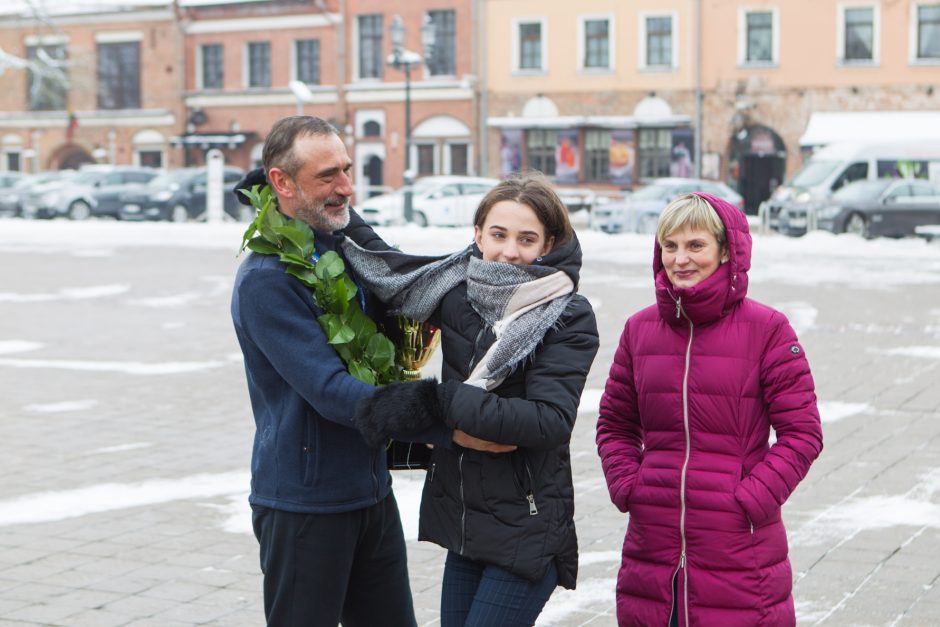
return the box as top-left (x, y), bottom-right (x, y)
top-left (799, 111), bottom-right (940, 148)
top-left (488, 114), bottom-right (690, 129)
top-left (170, 132), bottom-right (254, 148)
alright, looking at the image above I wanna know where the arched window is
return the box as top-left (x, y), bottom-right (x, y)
top-left (363, 120), bottom-right (381, 137)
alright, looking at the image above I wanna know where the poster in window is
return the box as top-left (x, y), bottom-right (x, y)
top-left (499, 130), bottom-right (523, 178)
top-left (670, 128), bottom-right (695, 178)
top-left (609, 129), bottom-right (635, 187)
top-left (555, 129), bottom-right (580, 184)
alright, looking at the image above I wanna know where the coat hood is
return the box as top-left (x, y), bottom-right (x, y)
top-left (653, 192), bottom-right (751, 325)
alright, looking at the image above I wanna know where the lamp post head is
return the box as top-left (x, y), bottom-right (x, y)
top-left (421, 14), bottom-right (436, 51)
top-left (390, 15), bottom-right (405, 50)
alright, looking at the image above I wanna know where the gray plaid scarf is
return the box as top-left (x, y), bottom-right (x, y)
top-left (341, 239), bottom-right (574, 390)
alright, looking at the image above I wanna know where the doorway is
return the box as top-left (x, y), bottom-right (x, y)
top-left (727, 125), bottom-right (786, 214)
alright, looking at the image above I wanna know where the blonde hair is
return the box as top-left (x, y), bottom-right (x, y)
top-left (656, 193), bottom-right (727, 250)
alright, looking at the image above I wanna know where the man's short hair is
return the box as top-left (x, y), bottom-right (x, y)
top-left (262, 116), bottom-right (338, 178)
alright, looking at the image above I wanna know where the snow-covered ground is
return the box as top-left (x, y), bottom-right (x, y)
top-left (2, 216), bottom-right (939, 625)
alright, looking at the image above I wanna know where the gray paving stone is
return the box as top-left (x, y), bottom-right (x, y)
top-left (2, 227), bottom-right (940, 626)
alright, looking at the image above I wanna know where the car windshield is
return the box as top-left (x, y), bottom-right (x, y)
top-left (411, 179), bottom-right (442, 195)
top-left (832, 180), bottom-right (892, 202)
top-left (146, 171), bottom-right (192, 188)
top-left (632, 184), bottom-right (674, 200)
top-left (789, 160), bottom-right (843, 187)
top-left (72, 171), bottom-right (108, 186)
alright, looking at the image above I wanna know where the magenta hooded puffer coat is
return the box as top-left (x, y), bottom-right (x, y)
top-left (596, 193), bottom-right (823, 626)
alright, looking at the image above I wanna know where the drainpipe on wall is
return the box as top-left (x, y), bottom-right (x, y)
top-left (476, 0), bottom-right (488, 176)
top-left (693, 0), bottom-right (703, 179)
top-left (334, 0), bottom-right (348, 133)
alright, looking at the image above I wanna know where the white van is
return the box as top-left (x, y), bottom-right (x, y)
top-left (763, 141), bottom-right (940, 235)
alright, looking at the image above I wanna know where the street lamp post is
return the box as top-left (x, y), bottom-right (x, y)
top-left (388, 14), bottom-right (435, 223)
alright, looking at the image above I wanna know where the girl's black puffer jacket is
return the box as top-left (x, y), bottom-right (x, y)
top-left (419, 235), bottom-right (599, 590)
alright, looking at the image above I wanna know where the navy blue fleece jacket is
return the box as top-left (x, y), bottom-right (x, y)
top-left (232, 229), bottom-right (446, 513)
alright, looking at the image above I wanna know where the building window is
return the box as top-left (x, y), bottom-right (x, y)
top-left (526, 129), bottom-right (557, 176)
top-left (645, 16), bottom-right (673, 68)
top-left (519, 22), bottom-right (543, 70)
top-left (247, 42), bottom-right (271, 88)
top-left (583, 19), bottom-right (610, 69)
top-left (745, 11), bottom-right (774, 63)
top-left (639, 128), bottom-right (672, 180)
top-left (584, 130), bottom-right (611, 182)
top-left (917, 4), bottom-right (940, 59)
top-left (358, 14), bottom-right (384, 79)
top-left (363, 120), bottom-right (381, 137)
top-left (200, 44), bottom-right (223, 89)
top-left (417, 144), bottom-right (435, 176)
top-left (296, 39), bottom-right (320, 85)
top-left (6, 152), bottom-right (21, 171)
top-left (449, 143), bottom-right (468, 175)
top-left (97, 42), bottom-right (140, 110)
top-left (427, 10), bottom-right (456, 76)
top-left (138, 150), bottom-right (162, 168)
top-left (844, 7), bottom-right (874, 61)
top-left (26, 44), bottom-right (68, 111)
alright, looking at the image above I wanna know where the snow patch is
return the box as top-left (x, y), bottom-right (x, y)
top-left (0, 470), bottom-right (250, 526)
top-left (579, 388), bottom-right (604, 414)
top-left (0, 284), bottom-right (129, 302)
top-left (775, 302), bottom-right (818, 335)
top-left (24, 399), bottom-right (98, 413)
top-left (0, 340), bottom-right (43, 355)
top-left (882, 346), bottom-right (940, 359)
top-left (817, 401), bottom-right (870, 424)
top-left (89, 442), bottom-right (152, 455)
top-left (0, 357), bottom-right (230, 375)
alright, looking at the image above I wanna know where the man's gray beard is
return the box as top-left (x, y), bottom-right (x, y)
top-left (294, 193), bottom-right (350, 233)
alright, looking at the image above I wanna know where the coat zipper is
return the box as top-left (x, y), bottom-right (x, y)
top-left (524, 461), bottom-right (538, 515)
top-left (458, 451), bottom-right (466, 554)
top-left (678, 298), bottom-right (694, 627)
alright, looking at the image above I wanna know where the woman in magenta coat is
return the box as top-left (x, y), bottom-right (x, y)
top-left (596, 192), bottom-right (823, 626)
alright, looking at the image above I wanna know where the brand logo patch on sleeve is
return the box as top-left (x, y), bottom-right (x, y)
top-left (790, 345), bottom-right (801, 354)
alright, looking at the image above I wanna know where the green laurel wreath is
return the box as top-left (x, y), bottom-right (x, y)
top-left (237, 185), bottom-right (402, 385)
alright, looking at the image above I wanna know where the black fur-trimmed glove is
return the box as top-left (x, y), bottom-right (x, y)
top-left (353, 378), bottom-right (459, 448)
top-left (233, 167), bottom-right (267, 205)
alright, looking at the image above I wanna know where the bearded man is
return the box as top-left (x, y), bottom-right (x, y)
top-left (230, 116), bottom-right (431, 626)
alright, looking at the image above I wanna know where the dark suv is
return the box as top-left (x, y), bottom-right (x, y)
top-left (118, 167), bottom-right (248, 222)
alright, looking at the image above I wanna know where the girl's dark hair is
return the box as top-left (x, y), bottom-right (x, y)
top-left (473, 171), bottom-right (573, 248)
top-left (262, 116), bottom-right (338, 177)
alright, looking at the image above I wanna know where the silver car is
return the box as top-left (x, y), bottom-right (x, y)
top-left (23, 166), bottom-right (159, 220)
top-left (591, 178), bottom-right (745, 234)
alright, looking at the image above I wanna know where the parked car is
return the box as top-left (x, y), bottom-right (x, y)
top-left (779, 178), bottom-right (940, 238)
top-left (357, 175), bottom-right (500, 226)
top-left (21, 166), bottom-right (160, 220)
top-left (0, 172), bottom-right (66, 217)
top-left (761, 141), bottom-right (940, 230)
top-left (118, 167), bottom-right (248, 222)
top-left (590, 177), bottom-right (744, 233)
top-left (555, 187), bottom-right (629, 214)
top-left (0, 172), bottom-right (26, 216)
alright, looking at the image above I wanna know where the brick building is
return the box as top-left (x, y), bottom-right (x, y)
top-left (0, 0), bottom-right (478, 205)
top-left (480, 0), bottom-right (940, 212)
top-left (0, 1), bottom-right (184, 172)
top-left (2, 0), bottom-right (938, 214)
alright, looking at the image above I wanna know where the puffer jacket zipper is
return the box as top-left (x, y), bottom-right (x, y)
top-left (458, 451), bottom-right (467, 554)
top-left (677, 296), bottom-right (694, 627)
top-left (524, 460), bottom-right (538, 515)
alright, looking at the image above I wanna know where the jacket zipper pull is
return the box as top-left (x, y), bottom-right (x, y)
top-left (428, 462), bottom-right (436, 483)
top-left (675, 296), bottom-right (682, 319)
top-left (527, 493), bottom-right (538, 516)
top-left (679, 552), bottom-right (686, 568)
